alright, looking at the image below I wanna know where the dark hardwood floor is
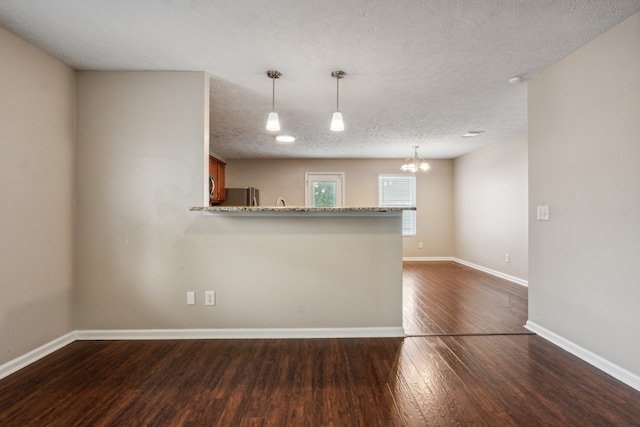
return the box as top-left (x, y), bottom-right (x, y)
top-left (1, 261), bottom-right (639, 426)
top-left (402, 261), bottom-right (530, 336)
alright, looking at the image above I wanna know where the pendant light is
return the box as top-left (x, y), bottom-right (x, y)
top-left (401, 146), bottom-right (430, 172)
top-left (330, 70), bottom-right (345, 131)
top-left (266, 70), bottom-right (281, 131)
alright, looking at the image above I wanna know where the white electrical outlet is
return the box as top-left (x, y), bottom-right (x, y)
top-left (418, 242), bottom-right (424, 249)
top-left (186, 291), bottom-right (195, 305)
top-left (505, 254), bottom-right (511, 263)
top-left (205, 291), bottom-right (215, 306)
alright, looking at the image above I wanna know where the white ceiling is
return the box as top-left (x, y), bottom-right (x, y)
top-left (1, 1), bottom-right (639, 159)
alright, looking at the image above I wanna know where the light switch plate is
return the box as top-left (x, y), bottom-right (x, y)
top-left (537, 205), bottom-right (550, 221)
top-left (186, 291), bottom-right (195, 305)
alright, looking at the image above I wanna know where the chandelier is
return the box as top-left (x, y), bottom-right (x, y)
top-left (401, 146), bottom-right (430, 172)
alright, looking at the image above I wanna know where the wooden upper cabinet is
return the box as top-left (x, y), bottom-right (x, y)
top-left (209, 155), bottom-right (226, 205)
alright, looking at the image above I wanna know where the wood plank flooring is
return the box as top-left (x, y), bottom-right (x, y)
top-left (1, 261), bottom-right (639, 426)
top-left (402, 261), bottom-right (530, 335)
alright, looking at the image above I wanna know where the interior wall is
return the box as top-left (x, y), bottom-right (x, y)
top-left (454, 135), bottom-right (528, 280)
top-left (528, 12), bottom-right (640, 377)
top-left (0, 27), bottom-right (76, 365)
top-left (75, 71), bottom-right (210, 329)
top-left (224, 158), bottom-right (455, 258)
top-left (74, 72), bottom-right (402, 330)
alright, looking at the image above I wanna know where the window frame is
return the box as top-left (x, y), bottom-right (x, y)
top-left (304, 172), bottom-right (345, 207)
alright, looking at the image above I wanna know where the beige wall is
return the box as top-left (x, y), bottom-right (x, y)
top-left (74, 72), bottom-right (402, 330)
top-left (75, 71), bottom-right (209, 329)
top-left (225, 158), bottom-right (455, 258)
top-left (184, 214), bottom-right (403, 330)
top-left (528, 12), bottom-right (640, 376)
top-left (0, 28), bottom-right (76, 365)
top-left (454, 135), bottom-right (528, 280)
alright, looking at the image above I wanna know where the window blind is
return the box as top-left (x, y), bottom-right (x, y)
top-left (378, 174), bottom-right (416, 236)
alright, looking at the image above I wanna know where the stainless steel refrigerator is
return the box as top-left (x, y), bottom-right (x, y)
top-left (223, 187), bottom-right (259, 206)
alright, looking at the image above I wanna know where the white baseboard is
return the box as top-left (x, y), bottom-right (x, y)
top-left (453, 258), bottom-right (528, 287)
top-left (525, 321), bottom-right (640, 392)
top-left (402, 256), bottom-right (528, 287)
top-left (0, 332), bottom-right (76, 381)
top-left (75, 327), bottom-right (406, 340)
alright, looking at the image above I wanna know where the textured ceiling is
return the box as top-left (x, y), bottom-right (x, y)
top-left (1, 1), bottom-right (639, 159)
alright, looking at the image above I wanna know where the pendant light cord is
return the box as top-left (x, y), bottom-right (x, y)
top-left (267, 70), bottom-right (281, 112)
top-left (331, 70), bottom-right (345, 112)
top-left (272, 75), bottom-right (276, 111)
top-left (336, 76), bottom-right (340, 112)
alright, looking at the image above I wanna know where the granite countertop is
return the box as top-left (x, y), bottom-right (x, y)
top-left (190, 206), bottom-right (416, 216)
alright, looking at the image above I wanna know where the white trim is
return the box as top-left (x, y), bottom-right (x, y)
top-left (0, 332), bottom-right (76, 380)
top-left (75, 327), bottom-right (406, 340)
top-left (402, 256), bottom-right (528, 287)
top-left (453, 258), bottom-right (528, 287)
top-left (525, 321), bottom-right (640, 392)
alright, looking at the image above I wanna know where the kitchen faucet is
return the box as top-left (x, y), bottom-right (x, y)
top-left (275, 197), bottom-right (286, 207)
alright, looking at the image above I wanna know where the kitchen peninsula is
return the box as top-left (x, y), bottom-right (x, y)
top-left (189, 206), bottom-right (414, 337)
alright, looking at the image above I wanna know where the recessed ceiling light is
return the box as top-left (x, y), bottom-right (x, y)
top-left (509, 76), bottom-right (523, 84)
top-left (463, 131), bottom-right (484, 137)
top-left (275, 134), bottom-right (296, 143)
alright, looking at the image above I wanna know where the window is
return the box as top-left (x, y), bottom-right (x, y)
top-left (378, 174), bottom-right (416, 236)
top-left (305, 173), bottom-right (345, 207)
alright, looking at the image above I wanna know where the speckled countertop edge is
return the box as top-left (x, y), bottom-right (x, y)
top-left (190, 206), bottom-right (415, 213)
